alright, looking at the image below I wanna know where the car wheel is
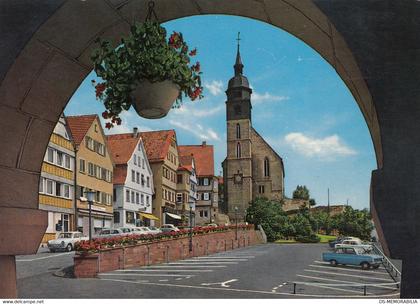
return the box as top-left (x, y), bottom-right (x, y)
top-left (49, 249), bottom-right (56, 253)
top-left (330, 260), bottom-right (338, 266)
top-left (372, 265), bottom-right (380, 269)
top-left (361, 262), bottom-right (370, 270)
top-left (66, 243), bottom-right (73, 252)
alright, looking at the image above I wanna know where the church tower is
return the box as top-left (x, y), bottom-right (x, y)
top-left (223, 34), bottom-right (253, 220)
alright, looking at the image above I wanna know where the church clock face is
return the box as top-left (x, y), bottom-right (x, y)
top-left (234, 173), bottom-right (243, 184)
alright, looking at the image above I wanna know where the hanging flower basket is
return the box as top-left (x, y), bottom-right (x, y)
top-left (131, 80), bottom-right (180, 119)
top-left (91, 18), bottom-right (203, 128)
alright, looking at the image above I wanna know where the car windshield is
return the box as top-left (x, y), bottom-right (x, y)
top-left (58, 233), bottom-right (73, 238)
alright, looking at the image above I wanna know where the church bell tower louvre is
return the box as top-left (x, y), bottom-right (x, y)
top-left (224, 32), bottom-right (254, 220)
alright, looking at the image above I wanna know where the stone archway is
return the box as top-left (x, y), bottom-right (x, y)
top-left (1, 0), bottom-right (419, 298)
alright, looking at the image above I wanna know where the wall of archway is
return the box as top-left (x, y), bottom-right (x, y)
top-left (2, 0), bottom-right (420, 298)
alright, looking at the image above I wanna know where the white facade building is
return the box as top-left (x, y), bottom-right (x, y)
top-left (107, 131), bottom-right (155, 228)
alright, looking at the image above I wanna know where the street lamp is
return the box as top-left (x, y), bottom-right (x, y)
top-left (234, 206), bottom-right (239, 240)
top-left (85, 190), bottom-right (96, 241)
top-left (188, 201), bottom-right (194, 252)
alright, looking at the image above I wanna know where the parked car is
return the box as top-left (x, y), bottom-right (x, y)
top-left (206, 223), bottom-right (218, 227)
top-left (132, 227), bottom-right (152, 235)
top-left (335, 238), bottom-right (373, 252)
top-left (328, 236), bottom-right (353, 248)
top-left (160, 224), bottom-right (180, 232)
top-left (119, 227), bottom-right (135, 235)
top-left (95, 228), bottom-right (124, 239)
top-left (148, 226), bottom-right (162, 234)
top-left (47, 231), bottom-right (87, 252)
top-left (322, 246), bottom-right (383, 270)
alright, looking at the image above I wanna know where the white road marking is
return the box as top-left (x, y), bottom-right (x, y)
top-left (16, 252), bottom-right (73, 262)
top-left (158, 279), bottom-right (169, 282)
top-left (195, 256), bottom-right (255, 259)
top-left (100, 273), bottom-right (195, 277)
top-left (180, 259), bottom-right (248, 262)
top-left (297, 274), bottom-right (399, 291)
top-left (304, 269), bottom-right (394, 282)
top-left (168, 262), bottom-right (238, 265)
top-left (146, 265), bottom-right (226, 268)
top-left (201, 279), bottom-right (238, 288)
top-left (100, 278), bottom-right (400, 298)
top-left (293, 281), bottom-right (372, 295)
top-left (309, 264), bottom-right (391, 276)
top-left (115, 269), bottom-right (213, 273)
top-left (175, 278), bottom-right (183, 281)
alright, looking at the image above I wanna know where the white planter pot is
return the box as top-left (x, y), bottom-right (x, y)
top-left (131, 80), bottom-right (180, 119)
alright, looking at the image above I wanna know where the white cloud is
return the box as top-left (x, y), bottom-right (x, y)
top-left (173, 104), bottom-right (224, 117)
top-left (252, 92), bottom-right (289, 105)
top-left (284, 132), bottom-right (357, 159)
top-left (204, 80), bottom-right (224, 96)
top-left (169, 120), bottom-right (221, 141)
top-left (103, 110), bottom-right (153, 135)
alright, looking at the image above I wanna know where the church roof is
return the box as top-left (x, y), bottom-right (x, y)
top-left (228, 34), bottom-right (250, 90)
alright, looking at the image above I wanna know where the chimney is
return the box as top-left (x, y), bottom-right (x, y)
top-left (133, 127), bottom-right (138, 138)
top-left (202, 141), bottom-right (206, 146)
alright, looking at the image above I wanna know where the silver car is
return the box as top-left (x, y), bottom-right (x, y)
top-left (132, 227), bottom-right (151, 235)
top-left (96, 228), bottom-right (124, 239)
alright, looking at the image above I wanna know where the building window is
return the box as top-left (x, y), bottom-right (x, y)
top-left (131, 191), bottom-right (135, 204)
top-left (264, 157), bottom-right (270, 177)
top-left (147, 177), bottom-right (150, 187)
top-left (236, 142), bottom-right (241, 158)
top-left (141, 194), bottom-right (144, 205)
top-left (204, 210), bottom-right (208, 217)
top-left (46, 180), bottom-right (53, 195)
top-left (236, 123), bottom-right (241, 139)
top-left (136, 193), bottom-right (139, 204)
top-left (203, 178), bottom-right (209, 186)
top-left (47, 148), bottom-right (54, 163)
top-left (132, 170), bottom-right (135, 182)
top-left (136, 172), bottom-right (140, 184)
top-left (146, 196), bottom-right (150, 206)
top-left (126, 190), bottom-right (130, 202)
top-left (177, 174), bottom-right (183, 184)
top-left (126, 211), bottom-right (135, 224)
top-left (55, 182), bottom-right (62, 196)
top-left (259, 185), bottom-right (265, 194)
top-left (79, 159), bottom-right (85, 173)
top-left (114, 212), bottom-right (120, 223)
top-left (63, 184), bottom-right (70, 198)
top-left (113, 189), bottom-right (116, 202)
top-left (57, 151), bottom-right (63, 166)
top-left (142, 159), bottom-right (145, 169)
top-left (141, 174), bottom-right (145, 186)
top-left (96, 191), bottom-right (101, 203)
top-left (176, 193), bottom-right (183, 203)
top-left (138, 156), bottom-right (141, 166)
top-left (133, 154), bottom-right (137, 165)
top-left (199, 210), bottom-right (204, 217)
top-left (88, 162), bottom-right (94, 176)
top-left (39, 178), bottom-right (44, 193)
top-left (203, 193), bottom-right (210, 201)
top-left (65, 155), bottom-right (71, 169)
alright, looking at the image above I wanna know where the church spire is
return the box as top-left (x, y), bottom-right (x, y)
top-left (234, 32), bottom-right (244, 76)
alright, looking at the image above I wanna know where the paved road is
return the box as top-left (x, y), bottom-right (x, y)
top-left (17, 243), bottom-right (400, 298)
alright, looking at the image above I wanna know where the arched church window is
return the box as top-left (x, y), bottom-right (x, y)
top-left (236, 123), bottom-right (241, 139)
top-left (264, 157), bottom-right (270, 177)
top-left (236, 142), bottom-right (241, 158)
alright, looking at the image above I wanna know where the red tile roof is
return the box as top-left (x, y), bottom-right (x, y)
top-left (113, 165), bottom-right (128, 185)
top-left (178, 154), bottom-right (194, 172)
top-left (178, 144), bottom-right (214, 177)
top-left (140, 130), bottom-right (176, 163)
top-left (66, 114), bottom-right (97, 146)
top-left (106, 133), bottom-right (140, 165)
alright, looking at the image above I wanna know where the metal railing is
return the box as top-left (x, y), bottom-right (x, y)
top-left (291, 280), bottom-right (400, 296)
top-left (372, 243), bottom-right (401, 282)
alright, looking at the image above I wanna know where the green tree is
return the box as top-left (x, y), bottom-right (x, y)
top-left (331, 206), bottom-right (373, 240)
top-left (293, 185), bottom-right (310, 200)
top-left (245, 197), bottom-right (287, 242)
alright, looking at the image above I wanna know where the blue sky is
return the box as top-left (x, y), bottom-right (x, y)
top-left (65, 15), bottom-right (377, 210)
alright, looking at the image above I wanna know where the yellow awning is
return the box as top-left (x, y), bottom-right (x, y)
top-left (139, 212), bottom-right (159, 221)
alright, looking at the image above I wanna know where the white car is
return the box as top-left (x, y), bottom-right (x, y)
top-left (335, 238), bottom-right (373, 252)
top-left (47, 231), bottom-right (87, 252)
top-left (160, 224), bottom-right (180, 232)
top-left (96, 228), bottom-right (124, 239)
top-left (148, 226), bottom-right (162, 234)
top-left (132, 227), bottom-right (152, 235)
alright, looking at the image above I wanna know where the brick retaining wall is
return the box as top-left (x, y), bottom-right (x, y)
top-left (74, 229), bottom-right (263, 278)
